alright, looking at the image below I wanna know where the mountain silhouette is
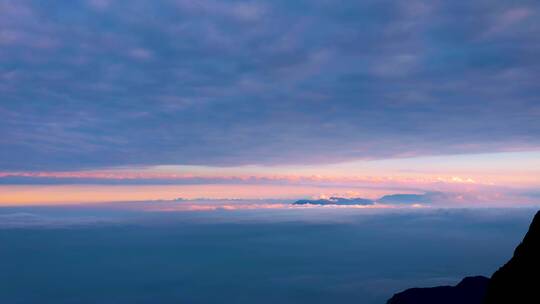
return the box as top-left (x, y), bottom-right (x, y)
top-left (484, 210), bottom-right (540, 303)
top-left (387, 210), bottom-right (540, 304)
top-left (293, 197), bottom-right (374, 205)
top-left (386, 276), bottom-right (489, 304)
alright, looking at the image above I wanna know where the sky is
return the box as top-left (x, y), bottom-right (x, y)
top-left (1, 0), bottom-right (539, 205)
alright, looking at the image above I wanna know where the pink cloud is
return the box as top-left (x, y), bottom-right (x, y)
top-left (87, 0), bottom-right (111, 10)
top-left (129, 48), bottom-right (153, 60)
top-left (484, 7), bottom-right (535, 37)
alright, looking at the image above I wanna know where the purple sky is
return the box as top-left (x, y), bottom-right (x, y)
top-left (0, 0), bottom-right (539, 205)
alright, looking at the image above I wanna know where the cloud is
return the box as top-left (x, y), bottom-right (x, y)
top-left (0, 170), bottom-right (504, 188)
top-left (0, 212), bottom-right (118, 228)
top-left (87, 0), bottom-right (111, 11)
top-left (128, 48), bottom-right (154, 61)
top-left (0, 1), bottom-right (539, 170)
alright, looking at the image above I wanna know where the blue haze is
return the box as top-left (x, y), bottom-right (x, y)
top-left (0, 206), bottom-right (536, 303)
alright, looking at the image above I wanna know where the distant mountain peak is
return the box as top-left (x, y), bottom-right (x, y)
top-left (292, 197), bottom-right (374, 206)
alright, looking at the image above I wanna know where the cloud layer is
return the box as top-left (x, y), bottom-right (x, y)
top-left (1, 0), bottom-right (539, 170)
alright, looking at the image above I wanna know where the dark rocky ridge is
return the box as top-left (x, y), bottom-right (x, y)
top-left (387, 276), bottom-right (490, 304)
top-left (484, 210), bottom-right (540, 304)
top-left (387, 210), bottom-right (540, 304)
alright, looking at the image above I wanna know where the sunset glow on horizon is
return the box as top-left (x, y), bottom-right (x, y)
top-left (1, 151), bottom-right (538, 206)
top-left (1, 0), bottom-right (539, 209)
top-left (2, 2), bottom-right (540, 303)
